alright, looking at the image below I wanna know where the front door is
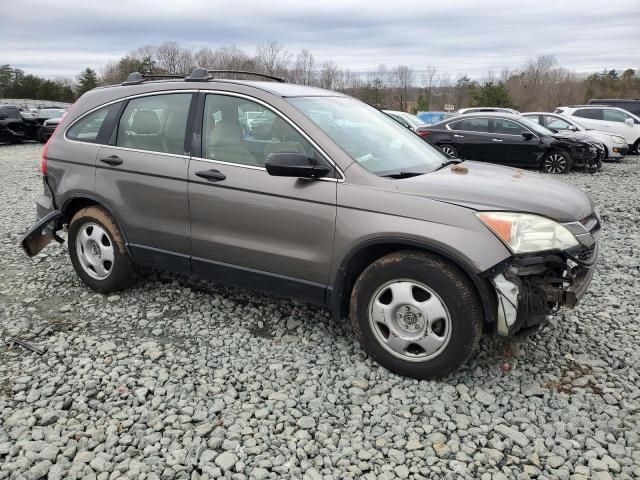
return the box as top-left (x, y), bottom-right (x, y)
top-left (95, 92), bottom-right (194, 272)
top-left (188, 93), bottom-right (338, 304)
top-left (487, 118), bottom-right (540, 167)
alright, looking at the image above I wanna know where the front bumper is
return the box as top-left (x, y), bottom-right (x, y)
top-left (490, 213), bottom-right (600, 336)
top-left (609, 145), bottom-right (628, 158)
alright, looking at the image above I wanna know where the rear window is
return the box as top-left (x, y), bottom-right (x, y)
top-left (449, 118), bottom-right (489, 133)
top-left (574, 109), bottom-right (603, 120)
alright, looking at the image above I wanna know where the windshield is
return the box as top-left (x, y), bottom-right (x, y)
top-left (518, 117), bottom-right (554, 136)
top-left (289, 97), bottom-right (446, 175)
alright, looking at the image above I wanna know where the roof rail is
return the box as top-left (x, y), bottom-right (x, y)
top-left (122, 72), bottom-right (186, 86)
top-left (186, 67), bottom-right (285, 83)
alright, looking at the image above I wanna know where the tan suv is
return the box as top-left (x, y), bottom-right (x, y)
top-left (22, 69), bottom-right (600, 379)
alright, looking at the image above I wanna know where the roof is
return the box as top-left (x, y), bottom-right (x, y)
top-left (448, 111), bottom-right (522, 120)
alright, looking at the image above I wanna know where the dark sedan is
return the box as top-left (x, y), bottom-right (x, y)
top-left (421, 112), bottom-right (603, 174)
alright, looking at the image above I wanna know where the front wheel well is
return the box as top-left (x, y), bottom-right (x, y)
top-left (333, 242), bottom-right (496, 327)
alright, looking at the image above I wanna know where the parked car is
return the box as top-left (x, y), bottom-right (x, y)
top-left (422, 112), bottom-right (603, 173)
top-left (587, 98), bottom-right (640, 117)
top-left (522, 112), bottom-right (628, 160)
top-left (21, 68), bottom-right (600, 379)
top-left (41, 117), bottom-right (62, 142)
top-left (454, 107), bottom-right (520, 116)
top-left (0, 105), bottom-right (27, 143)
top-left (383, 110), bottom-right (431, 138)
top-left (555, 105), bottom-right (640, 154)
top-left (417, 111), bottom-right (449, 125)
top-left (32, 108), bottom-right (66, 142)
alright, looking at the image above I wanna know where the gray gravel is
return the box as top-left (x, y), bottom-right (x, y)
top-left (1, 143), bottom-right (639, 479)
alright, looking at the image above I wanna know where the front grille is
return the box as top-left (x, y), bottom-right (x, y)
top-left (575, 244), bottom-right (596, 262)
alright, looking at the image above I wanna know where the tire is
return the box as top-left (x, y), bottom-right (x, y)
top-left (68, 206), bottom-right (137, 293)
top-left (542, 151), bottom-right (572, 174)
top-left (36, 128), bottom-right (45, 143)
top-left (439, 144), bottom-right (458, 158)
top-left (350, 250), bottom-right (483, 380)
top-left (633, 140), bottom-right (640, 155)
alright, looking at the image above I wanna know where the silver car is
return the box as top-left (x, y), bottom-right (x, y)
top-left (21, 68), bottom-right (600, 379)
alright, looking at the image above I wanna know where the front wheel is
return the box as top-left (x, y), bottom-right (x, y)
top-left (350, 251), bottom-right (482, 379)
top-left (68, 206), bottom-right (138, 293)
top-left (542, 151), bottom-right (572, 174)
top-left (439, 144), bottom-right (458, 158)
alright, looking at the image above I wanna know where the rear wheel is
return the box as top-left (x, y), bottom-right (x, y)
top-left (68, 206), bottom-right (137, 293)
top-left (439, 144), bottom-right (458, 158)
top-left (542, 151), bottom-right (572, 174)
top-left (633, 139), bottom-right (640, 155)
top-left (350, 251), bottom-right (482, 379)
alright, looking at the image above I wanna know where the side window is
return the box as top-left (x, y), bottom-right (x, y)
top-left (202, 94), bottom-right (321, 168)
top-left (67, 105), bottom-right (117, 143)
top-left (544, 116), bottom-right (572, 130)
top-left (492, 119), bottom-right (527, 135)
top-left (524, 115), bottom-right (541, 125)
top-left (574, 109), bottom-right (603, 120)
top-left (602, 109), bottom-right (630, 123)
top-left (457, 118), bottom-right (489, 133)
top-left (117, 93), bottom-right (191, 155)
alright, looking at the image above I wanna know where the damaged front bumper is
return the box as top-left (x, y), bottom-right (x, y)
top-left (20, 210), bottom-right (65, 257)
top-left (489, 216), bottom-right (600, 336)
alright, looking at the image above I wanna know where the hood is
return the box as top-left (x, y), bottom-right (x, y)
top-left (396, 161), bottom-right (592, 222)
top-left (551, 131), bottom-right (595, 144)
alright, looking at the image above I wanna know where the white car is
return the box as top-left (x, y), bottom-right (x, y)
top-left (455, 107), bottom-right (520, 115)
top-left (383, 110), bottom-right (428, 131)
top-left (555, 105), bottom-right (640, 154)
top-left (522, 112), bottom-right (628, 160)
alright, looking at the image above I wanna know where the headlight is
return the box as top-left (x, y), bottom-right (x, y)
top-left (611, 135), bottom-right (626, 144)
top-left (477, 212), bottom-right (579, 253)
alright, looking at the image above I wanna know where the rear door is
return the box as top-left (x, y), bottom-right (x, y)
top-left (572, 108), bottom-right (604, 130)
top-left (187, 92), bottom-right (338, 304)
top-left (95, 91), bottom-right (195, 272)
top-left (447, 117), bottom-right (491, 161)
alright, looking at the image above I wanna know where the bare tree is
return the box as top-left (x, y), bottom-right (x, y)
top-left (420, 65), bottom-right (437, 109)
top-left (215, 45), bottom-right (252, 71)
top-left (392, 65), bottom-right (415, 110)
top-left (194, 47), bottom-right (219, 69)
top-left (255, 41), bottom-right (290, 77)
top-left (319, 61), bottom-right (339, 90)
top-left (155, 41), bottom-right (183, 74)
top-left (292, 49), bottom-right (315, 85)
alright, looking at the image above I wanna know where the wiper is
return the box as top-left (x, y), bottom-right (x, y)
top-left (381, 171), bottom-right (425, 179)
top-left (435, 159), bottom-right (463, 171)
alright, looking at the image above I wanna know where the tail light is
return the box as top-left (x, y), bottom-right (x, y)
top-left (416, 130), bottom-right (432, 138)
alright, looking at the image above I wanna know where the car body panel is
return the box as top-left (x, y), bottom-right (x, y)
top-left (556, 105), bottom-right (640, 148)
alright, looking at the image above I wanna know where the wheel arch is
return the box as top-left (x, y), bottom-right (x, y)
top-left (60, 193), bottom-right (132, 254)
top-left (330, 238), bottom-right (497, 327)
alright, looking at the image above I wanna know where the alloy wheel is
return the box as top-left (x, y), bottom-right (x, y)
top-left (543, 153), bottom-right (567, 173)
top-left (440, 146), bottom-right (457, 158)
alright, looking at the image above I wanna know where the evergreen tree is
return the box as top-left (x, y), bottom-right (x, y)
top-left (471, 81), bottom-right (514, 108)
top-left (76, 68), bottom-right (99, 97)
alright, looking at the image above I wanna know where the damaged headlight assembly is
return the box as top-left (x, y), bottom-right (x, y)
top-left (477, 212), bottom-right (581, 336)
top-left (476, 212), bottom-right (579, 254)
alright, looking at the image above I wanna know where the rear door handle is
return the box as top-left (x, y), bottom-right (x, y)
top-left (195, 169), bottom-right (226, 182)
top-left (453, 134), bottom-right (464, 138)
top-left (492, 138), bottom-right (503, 142)
top-left (100, 155), bottom-right (123, 166)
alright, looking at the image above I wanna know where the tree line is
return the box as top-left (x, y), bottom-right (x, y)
top-left (3, 42), bottom-right (639, 113)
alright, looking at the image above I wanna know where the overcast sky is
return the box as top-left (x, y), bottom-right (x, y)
top-left (2, 0), bottom-right (639, 79)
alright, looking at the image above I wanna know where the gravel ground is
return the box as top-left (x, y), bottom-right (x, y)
top-left (0, 143), bottom-right (638, 480)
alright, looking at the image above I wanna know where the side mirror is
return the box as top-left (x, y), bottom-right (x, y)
top-left (625, 117), bottom-right (634, 126)
top-left (265, 153), bottom-right (331, 179)
top-left (522, 132), bottom-right (534, 140)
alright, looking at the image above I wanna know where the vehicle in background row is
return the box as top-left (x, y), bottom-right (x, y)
top-left (417, 111), bottom-right (449, 125)
top-left (0, 105), bottom-right (27, 143)
top-left (21, 68), bottom-right (600, 379)
top-left (454, 107), bottom-right (520, 116)
top-left (588, 98), bottom-right (640, 117)
top-left (422, 112), bottom-right (603, 174)
top-left (555, 105), bottom-right (640, 154)
top-left (41, 117), bottom-right (62, 142)
top-left (383, 110), bottom-right (431, 138)
top-left (523, 112), bottom-right (628, 159)
top-left (31, 108), bottom-right (67, 142)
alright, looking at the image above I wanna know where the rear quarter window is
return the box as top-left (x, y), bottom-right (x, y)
top-left (67, 104), bottom-right (118, 143)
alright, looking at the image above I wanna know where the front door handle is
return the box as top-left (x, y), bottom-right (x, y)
top-left (453, 134), bottom-right (464, 138)
top-left (100, 155), bottom-right (123, 166)
top-left (195, 169), bottom-right (226, 182)
top-left (491, 138), bottom-right (503, 142)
